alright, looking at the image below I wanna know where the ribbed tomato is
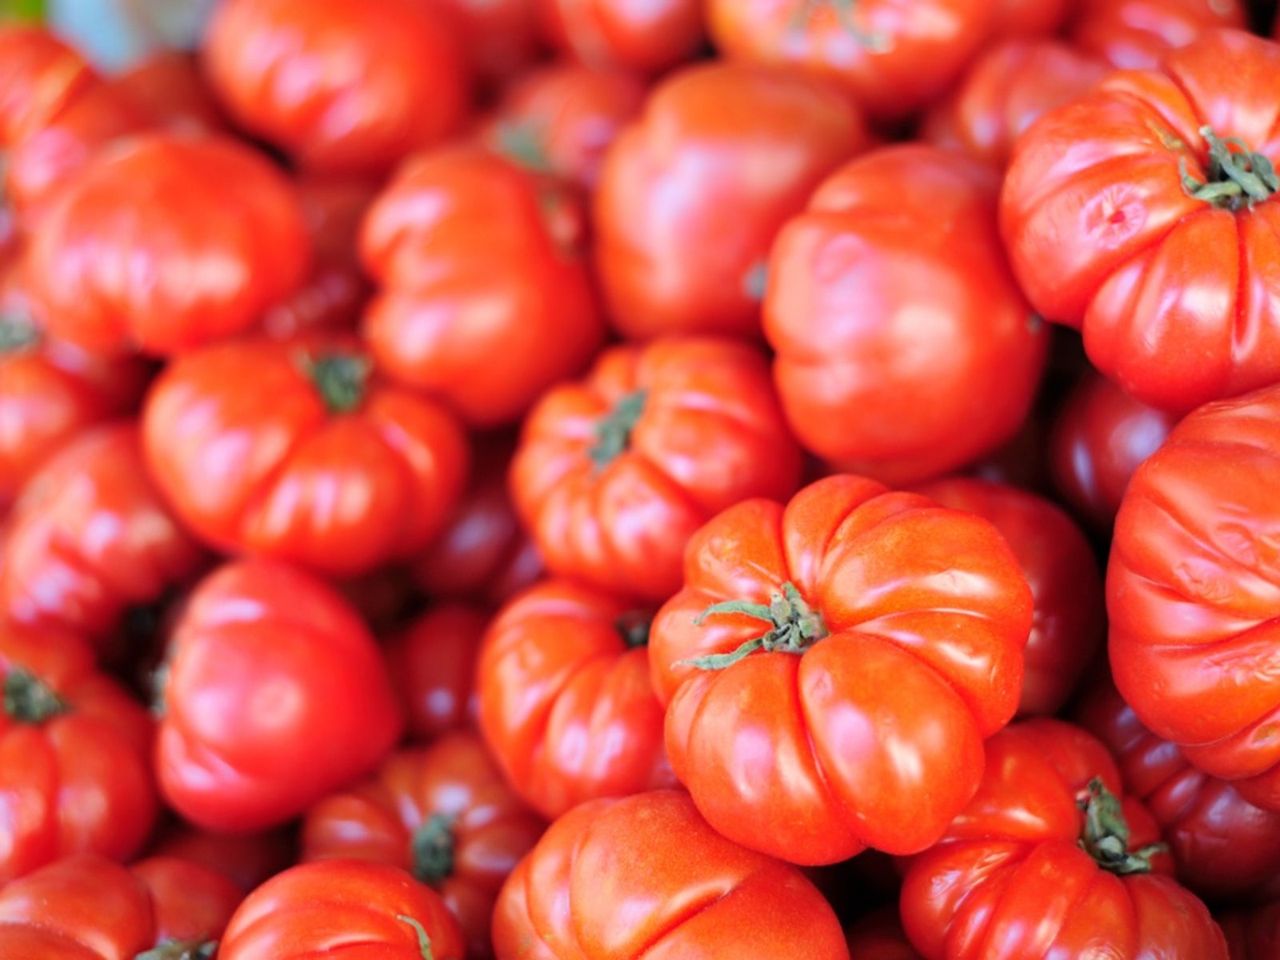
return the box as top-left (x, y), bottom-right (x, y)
top-left (386, 605), bottom-right (487, 741)
top-left (1219, 900), bottom-right (1280, 959)
top-left (536, 0), bottom-right (703, 74)
top-left (1071, 0), bottom-right (1246, 69)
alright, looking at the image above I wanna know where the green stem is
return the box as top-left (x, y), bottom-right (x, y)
top-left (0, 314), bottom-right (39, 353)
top-left (4, 668), bottom-right (67, 723)
top-left (1181, 126), bottom-right (1278, 210)
top-left (790, 0), bottom-right (890, 51)
top-left (398, 915), bottom-right (435, 960)
top-left (135, 941), bottom-right (217, 960)
top-left (495, 121), bottom-right (553, 175)
top-left (588, 390), bottom-right (646, 470)
top-left (742, 261), bottom-right (769, 302)
top-left (616, 611), bottom-right (651, 648)
top-left (1077, 777), bottom-right (1167, 876)
top-left (411, 813), bottom-right (456, 887)
top-left (680, 582), bottom-right (827, 670)
top-left (299, 352), bottom-right (370, 415)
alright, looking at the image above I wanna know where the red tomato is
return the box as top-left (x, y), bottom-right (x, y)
top-left (156, 560), bottom-right (403, 832)
top-left (493, 789), bottom-right (849, 960)
top-left (845, 910), bottom-right (922, 960)
top-left (203, 0), bottom-right (470, 176)
top-left (595, 62), bottom-right (868, 341)
top-left (1071, 0), bottom-right (1246, 70)
top-left (767, 144), bottom-right (1047, 484)
top-left (360, 145), bottom-right (605, 428)
top-left (1049, 371), bottom-right (1179, 531)
top-left (130, 856), bottom-right (243, 952)
top-left (1108, 382), bottom-right (1280, 810)
top-left (0, 423), bottom-right (204, 643)
top-left (912, 477), bottom-right (1103, 716)
top-left (0, 27), bottom-right (92, 146)
top-left (484, 62), bottom-right (646, 190)
top-left (536, 0), bottom-right (704, 74)
top-left (386, 604), bottom-right (487, 741)
top-left (436, 0), bottom-right (541, 86)
top-left (0, 623), bottom-right (156, 882)
top-left (922, 40), bottom-right (1106, 168)
top-left (991, 0), bottom-right (1070, 37)
top-left (143, 335), bottom-right (468, 578)
top-left (1002, 29), bottom-right (1280, 414)
top-left (478, 579), bottom-right (674, 819)
top-left (900, 719), bottom-right (1227, 959)
top-left (706, 0), bottom-right (993, 122)
top-left (27, 133), bottom-right (310, 356)
top-left (648, 475), bottom-right (1032, 864)
top-left (108, 51), bottom-right (225, 135)
top-left (150, 823), bottom-right (297, 893)
top-left (219, 860), bottom-right (465, 960)
top-left (511, 337), bottom-right (802, 601)
top-left (303, 731), bottom-right (544, 959)
top-left (1220, 901), bottom-right (1280, 959)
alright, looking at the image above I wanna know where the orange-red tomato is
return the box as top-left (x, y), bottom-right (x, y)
top-left (595, 62), bottom-right (868, 341)
top-left (385, 604), bottom-right (487, 741)
top-left (766, 144), bottom-right (1047, 484)
top-left (1220, 901), bottom-right (1280, 959)
top-left (991, 0), bottom-right (1070, 37)
top-left (130, 855), bottom-right (243, 952)
top-left (436, 0), bottom-right (541, 86)
top-left (0, 26), bottom-right (93, 146)
top-left (536, 0), bottom-right (704, 74)
top-left (1071, 0), bottom-right (1246, 70)
top-left (108, 51), bottom-right (225, 135)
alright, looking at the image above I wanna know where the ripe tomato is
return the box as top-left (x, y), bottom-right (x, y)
top-left (27, 133), bottom-right (310, 356)
top-left (360, 145), bottom-right (604, 428)
top-left (766, 144), bottom-right (1047, 484)
top-left (493, 789), bottom-right (849, 960)
top-left (913, 477), bottom-right (1103, 717)
top-left (900, 719), bottom-right (1227, 959)
top-left (649, 475), bottom-right (1032, 864)
top-left (991, 0), bottom-right (1070, 37)
top-left (845, 910), bottom-right (922, 960)
top-left (1108, 382), bottom-right (1280, 810)
top-left (706, 0), bottom-right (993, 122)
top-left (478, 579), bottom-right (674, 819)
top-left (1002, 29), bottom-right (1280, 414)
top-left (130, 856), bottom-right (244, 954)
top-left (511, 337), bottom-right (802, 601)
top-left (1219, 901), bottom-right (1280, 959)
top-left (156, 560), bottom-right (403, 832)
top-left (595, 62), bottom-right (868, 341)
top-left (203, 0), bottom-right (469, 176)
top-left (150, 822), bottom-right (297, 893)
top-left (303, 731), bottom-right (545, 959)
top-left (1071, 0), bottom-right (1246, 70)
top-left (0, 27), bottom-right (92, 146)
top-left (0, 622), bottom-right (156, 882)
top-left (536, 0), bottom-right (703, 74)
top-left (922, 40), bottom-right (1106, 168)
top-left (219, 860), bottom-right (465, 960)
top-left (386, 605), bottom-right (487, 740)
top-left (108, 51), bottom-right (225, 135)
top-left (436, 0), bottom-right (540, 86)
top-left (143, 335), bottom-right (468, 578)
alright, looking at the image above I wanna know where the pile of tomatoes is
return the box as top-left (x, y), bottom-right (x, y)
top-left (3, 0), bottom-right (1280, 957)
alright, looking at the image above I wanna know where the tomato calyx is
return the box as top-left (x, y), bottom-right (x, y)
top-left (682, 582), bottom-right (828, 670)
top-left (3, 667), bottom-right (68, 723)
top-left (300, 351), bottom-right (371, 415)
top-left (495, 121), bottom-right (553, 176)
top-left (1076, 777), bottom-right (1167, 876)
top-left (0, 312), bottom-right (39, 354)
top-left (397, 914), bottom-right (436, 960)
top-left (616, 610), bottom-right (651, 648)
top-left (742, 261), bottom-right (768, 302)
top-left (789, 0), bottom-right (890, 52)
top-left (1181, 126), bottom-right (1278, 211)
top-left (411, 812), bottom-right (457, 887)
top-left (135, 939), bottom-right (217, 960)
top-left (589, 390), bottom-right (647, 469)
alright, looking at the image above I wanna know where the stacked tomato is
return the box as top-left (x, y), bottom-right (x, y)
top-left (3, 0), bottom-right (1280, 957)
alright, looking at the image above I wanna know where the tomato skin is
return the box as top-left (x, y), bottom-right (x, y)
top-left (219, 860), bottom-right (465, 960)
top-left (150, 823), bottom-right (297, 893)
top-left (386, 604), bottom-right (487, 740)
top-left (991, 0), bottom-right (1070, 37)
top-left (143, 335), bottom-right (468, 578)
top-left (767, 144), bottom-right (1047, 485)
top-left (0, 27), bottom-right (93, 146)
top-left (595, 62), bottom-right (868, 341)
top-left (511, 337), bottom-right (802, 602)
top-left (203, 0), bottom-right (469, 176)
top-left (108, 51), bottom-right (225, 135)
top-left (536, 0), bottom-right (703, 74)
top-left (649, 475), bottom-right (1032, 865)
top-left (361, 145), bottom-right (605, 428)
top-left (1072, 0), bottom-right (1246, 70)
top-left (438, 0), bottom-right (540, 86)
top-left (130, 856), bottom-right (243, 947)
top-left (157, 559), bottom-right (403, 832)
top-left (913, 477), bottom-right (1103, 717)
top-left (845, 910), bottom-right (922, 960)
top-left (1219, 901), bottom-right (1280, 959)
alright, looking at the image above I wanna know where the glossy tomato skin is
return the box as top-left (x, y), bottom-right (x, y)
top-left (439, 0), bottom-right (540, 86)
top-left (1108, 382), bottom-right (1280, 810)
top-left (1220, 901), bottom-right (1280, 959)
top-left (767, 144), bottom-right (1047, 485)
top-left (0, 27), bottom-right (93, 146)
top-left (479, 579), bottom-right (674, 819)
top-left (991, 0), bottom-right (1070, 37)
top-left (511, 337), bottom-right (802, 602)
top-left (361, 145), bottom-right (604, 428)
top-left (536, 0), bottom-right (703, 74)
top-left (143, 335), bottom-right (468, 578)
top-left (108, 51), bottom-right (225, 135)
top-left (1071, 0), bottom-right (1246, 70)
top-left (27, 134), bottom-right (311, 357)
top-left (0, 623), bottom-right (157, 883)
top-left (203, 0), bottom-right (469, 176)
top-left (303, 732), bottom-right (545, 959)
top-left (219, 860), bottom-right (465, 960)
top-left (130, 856), bottom-right (243, 949)
top-left (1002, 29), bottom-right (1280, 414)
top-left (649, 475), bottom-right (1033, 865)
top-left (596, 62), bottom-right (868, 341)
top-left (157, 560), bottom-right (403, 832)
top-left (386, 604), bottom-right (487, 740)
top-left (913, 477), bottom-right (1103, 717)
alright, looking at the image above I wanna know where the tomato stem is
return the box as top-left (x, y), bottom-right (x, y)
top-left (742, 261), bottom-right (769, 302)
top-left (681, 582), bottom-right (828, 670)
top-left (134, 939), bottom-right (217, 960)
top-left (789, 0), bottom-right (890, 51)
top-left (0, 313), bottom-right (38, 354)
top-left (495, 121), bottom-right (553, 175)
top-left (300, 352), bottom-right (371, 415)
top-left (4, 668), bottom-right (67, 723)
top-left (1076, 777), bottom-right (1166, 876)
top-left (412, 812), bottom-right (457, 887)
top-left (616, 611), bottom-right (651, 648)
top-left (1181, 126), bottom-right (1278, 210)
top-left (589, 390), bottom-right (647, 469)
top-left (397, 915), bottom-right (435, 960)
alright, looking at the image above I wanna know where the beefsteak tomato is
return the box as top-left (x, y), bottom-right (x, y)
top-left (108, 51), bottom-right (225, 135)
top-left (536, 0), bottom-right (703, 74)
top-left (1071, 0), bottom-right (1246, 70)
top-left (386, 604), bottom-right (487, 741)
top-left (1219, 900), bottom-right (1280, 959)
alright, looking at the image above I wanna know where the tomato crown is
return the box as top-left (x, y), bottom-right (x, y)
top-left (397, 914), bottom-right (436, 960)
top-left (135, 939), bottom-right (217, 960)
top-left (681, 582), bottom-right (829, 670)
top-left (1180, 126), bottom-right (1279, 211)
top-left (0, 312), bottom-right (39, 354)
top-left (788, 0), bottom-right (890, 52)
top-left (615, 610), bottom-right (651, 648)
top-left (300, 351), bottom-right (371, 415)
top-left (411, 812), bottom-right (457, 886)
top-left (3, 667), bottom-right (68, 723)
top-left (589, 389), bottom-right (647, 470)
top-left (1076, 777), bottom-right (1166, 876)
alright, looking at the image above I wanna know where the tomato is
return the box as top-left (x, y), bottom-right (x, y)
top-left (991, 0), bottom-right (1070, 37)
top-left (219, 860), bottom-right (464, 960)
top-left (156, 559), bottom-right (403, 832)
top-left (649, 474), bottom-right (1032, 864)
top-left (203, 0), bottom-right (469, 176)
top-left (303, 731), bottom-right (545, 959)
top-left (845, 910), bottom-right (922, 960)
top-left (0, 622), bottom-right (156, 882)
top-left (706, 1), bottom-right (993, 122)
top-left (1220, 901), bottom-right (1280, 959)
top-left (386, 604), bottom-right (487, 741)
top-left (766, 145), bottom-right (1047, 484)
top-left (478, 579), bottom-right (674, 819)
top-left (1108, 381), bottom-right (1280, 810)
top-left (130, 856), bottom-right (243, 954)
top-left (511, 337), bottom-right (802, 601)
top-left (1071, 0), bottom-right (1246, 70)
top-left (595, 63), bottom-right (867, 341)
top-left (484, 62), bottom-right (646, 191)
top-left (143, 335), bottom-right (468, 578)
top-left (108, 51), bottom-right (225, 135)
top-left (1076, 676), bottom-right (1280, 902)
top-left (360, 145), bottom-right (604, 428)
top-left (1049, 371), bottom-right (1179, 532)
top-left (150, 822), bottom-right (297, 893)
top-left (493, 789), bottom-right (849, 960)
top-left (437, 0), bottom-right (540, 86)
top-left (922, 40), bottom-right (1106, 168)
top-left (900, 719), bottom-right (1227, 959)
top-left (912, 477), bottom-right (1102, 717)
top-left (1002, 29), bottom-right (1280, 414)
top-left (536, 0), bottom-right (703, 75)
top-left (0, 27), bottom-right (92, 146)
